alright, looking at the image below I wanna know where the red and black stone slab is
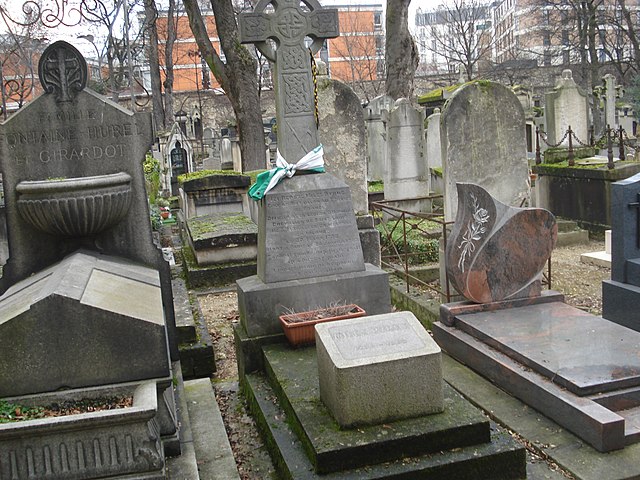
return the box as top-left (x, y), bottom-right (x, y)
top-left (454, 301), bottom-right (640, 396)
top-left (446, 183), bottom-right (557, 303)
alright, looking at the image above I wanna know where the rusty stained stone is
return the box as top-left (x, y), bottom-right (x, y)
top-left (447, 183), bottom-right (557, 304)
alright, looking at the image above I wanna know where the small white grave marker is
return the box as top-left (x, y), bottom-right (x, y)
top-left (315, 312), bottom-right (443, 428)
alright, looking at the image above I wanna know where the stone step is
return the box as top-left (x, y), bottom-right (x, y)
top-left (556, 218), bottom-right (581, 233)
top-left (184, 378), bottom-right (241, 480)
top-left (172, 275), bottom-right (216, 380)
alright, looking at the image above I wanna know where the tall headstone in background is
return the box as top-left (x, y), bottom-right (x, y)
top-left (384, 98), bottom-right (430, 213)
top-left (441, 81), bottom-right (529, 222)
top-left (602, 172), bottom-right (640, 330)
top-left (425, 107), bottom-right (443, 194)
top-left (317, 63), bottom-right (368, 214)
top-left (545, 70), bottom-right (590, 146)
top-left (237, 0), bottom-right (390, 340)
top-left (364, 94), bottom-right (393, 182)
top-left (316, 63), bottom-right (381, 265)
top-left (602, 73), bottom-right (620, 129)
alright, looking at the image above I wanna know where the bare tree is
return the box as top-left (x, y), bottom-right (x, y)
top-left (182, 0), bottom-right (265, 172)
top-left (417, 0), bottom-right (495, 82)
top-left (329, 9), bottom-right (384, 102)
top-left (385, 0), bottom-right (418, 99)
top-left (142, 0), bottom-right (166, 130)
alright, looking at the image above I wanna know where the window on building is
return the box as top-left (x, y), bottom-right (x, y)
top-left (374, 12), bottom-right (382, 26)
top-left (543, 51), bottom-right (551, 66)
top-left (562, 30), bottom-right (569, 46)
top-left (543, 32), bottom-right (551, 46)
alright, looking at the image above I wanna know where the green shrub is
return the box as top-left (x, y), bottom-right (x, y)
top-left (376, 218), bottom-right (440, 264)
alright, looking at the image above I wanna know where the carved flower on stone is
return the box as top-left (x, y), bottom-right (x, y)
top-left (457, 193), bottom-right (490, 273)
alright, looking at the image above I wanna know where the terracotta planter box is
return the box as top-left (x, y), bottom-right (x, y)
top-left (279, 304), bottom-right (366, 347)
top-left (0, 380), bottom-right (165, 480)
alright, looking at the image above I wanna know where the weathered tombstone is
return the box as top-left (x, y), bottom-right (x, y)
top-left (384, 98), bottom-right (430, 213)
top-left (441, 81), bottom-right (529, 222)
top-left (425, 107), bottom-right (442, 194)
top-left (0, 41), bottom-right (180, 478)
top-left (220, 131), bottom-right (233, 170)
top-left (316, 62), bottom-right (380, 265)
top-left (316, 311), bottom-right (443, 427)
top-left (545, 69), bottom-right (590, 146)
top-left (237, 0), bottom-right (390, 340)
top-left (364, 94), bottom-right (393, 182)
top-left (202, 126), bottom-right (222, 170)
top-left (602, 73), bottom-right (621, 129)
top-left (434, 182), bottom-right (640, 453)
top-left (602, 172), bottom-right (640, 329)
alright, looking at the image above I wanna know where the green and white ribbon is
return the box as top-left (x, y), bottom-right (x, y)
top-left (249, 145), bottom-right (325, 201)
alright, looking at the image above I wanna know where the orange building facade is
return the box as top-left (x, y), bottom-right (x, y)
top-left (155, 2), bottom-right (384, 95)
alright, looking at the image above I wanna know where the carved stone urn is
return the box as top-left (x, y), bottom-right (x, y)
top-left (16, 172), bottom-right (132, 237)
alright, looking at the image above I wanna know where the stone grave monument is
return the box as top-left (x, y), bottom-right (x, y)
top-left (233, 4), bottom-right (526, 478)
top-left (383, 98), bottom-right (431, 214)
top-left (545, 69), bottom-right (590, 146)
top-left (316, 63), bottom-right (380, 266)
top-left (426, 107), bottom-right (443, 194)
top-left (236, 0), bottom-right (390, 344)
top-left (441, 81), bottom-right (530, 223)
top-left (364, 94), bottom-right (393, 182)
top-left (0, 41), bottom-right (180, 479)
top-left (602, 172), bottom-right (640, 329)
top-left (434, 182), bottom-right (640, 452)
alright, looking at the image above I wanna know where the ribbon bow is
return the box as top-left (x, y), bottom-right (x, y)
top-left (249, 145), bottom-right (325, 200)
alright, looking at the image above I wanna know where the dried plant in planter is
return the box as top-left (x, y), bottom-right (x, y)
top-left (279, 302), bottom-right (366, 346)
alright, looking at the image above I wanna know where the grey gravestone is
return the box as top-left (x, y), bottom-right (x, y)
top-left (603, 172), bottom-right (640, 330)
top-left (316, 311), bottom-right (443, 428)
top-left (365, 94), bottom-right (393, 182)
top-left (317, 70), bottom-right (368, 215)
top-left (239, 0), bottom-right (339, 163)
top-left (603, 73), bottom-right (619, 128)
top-left (257, 173), bottom-right (364, 283)
top-left (236, 1), bottom-right (390, 339)
top-left (384, 98), bottom-right (430, 212)
top-left (426, 108), bottom-right (443, 194)
top-left (441, 81), bottom-right (529, 222)
top-left (545, 70), bottom-right (590, 146)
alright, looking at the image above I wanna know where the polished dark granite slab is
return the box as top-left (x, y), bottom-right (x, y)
top-left (455, 301), bottom-right (640, 396)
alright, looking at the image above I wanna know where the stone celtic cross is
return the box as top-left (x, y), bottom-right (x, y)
top-left (239, 0), bottom-right (339, 163)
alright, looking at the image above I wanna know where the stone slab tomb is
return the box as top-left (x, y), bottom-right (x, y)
top-left (316, 312), bottom-right (443, 428)
top-left (603, 172), bottom-right (640, 329)
top-left (0, 41), bottom-right (180, 479)
top-left (434, 182), bottom-right (640, 452)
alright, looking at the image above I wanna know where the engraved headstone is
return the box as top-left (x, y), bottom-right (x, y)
top-left (384, 98), bottom-right (430, 213)
top-left (364, 94), bottom-right (393, 182)
top-left (316, 312), bottom-right (443, 428)
top-left (239, 0), bottom-right (339, 162)
top-left (545, 70), bottom-right (590, 146)
top-left (441, 81), bottom-right (530, 222)
top-left (446, 183), bottom-right (557, 303)
top-left (236, 1), bottom-right (390, 340)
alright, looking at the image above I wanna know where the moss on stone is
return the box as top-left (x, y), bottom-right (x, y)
top-left (178, 169), bottom-right (241, 185)
top-left (367, 180), bottom-right (384, 193)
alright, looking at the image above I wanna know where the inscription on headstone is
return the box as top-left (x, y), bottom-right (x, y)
top-left (328, 316), bottom-right (427, 361)
top-left (259, 180), bottom-right (365, 282)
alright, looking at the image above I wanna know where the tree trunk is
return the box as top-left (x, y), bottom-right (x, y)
top-left (385, 0), bottom-right (418, 100)
top-left (163, 0), bottom-right (176, 128)
top-left (143, 0), bottom-right (166, 132)
top-left (183, 0), bottom-right (265, 172)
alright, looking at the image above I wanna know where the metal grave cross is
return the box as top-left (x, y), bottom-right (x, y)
top-left (239, 0), bottom-right (339, 163)
top-left (630, 193), bottom-right (640, 248)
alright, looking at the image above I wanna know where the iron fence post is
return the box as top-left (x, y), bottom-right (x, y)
top-left (619, 125), bottom-right (625, 161)
top-left (567, 125), bottom-right (575, 166)
top-left (535, 126), bottom-right (542, 165)
top-left (607, 125), bottom-right (615, 169)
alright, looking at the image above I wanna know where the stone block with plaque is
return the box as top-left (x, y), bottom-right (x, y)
top-left (316, 312), bottom-right (443, 428)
